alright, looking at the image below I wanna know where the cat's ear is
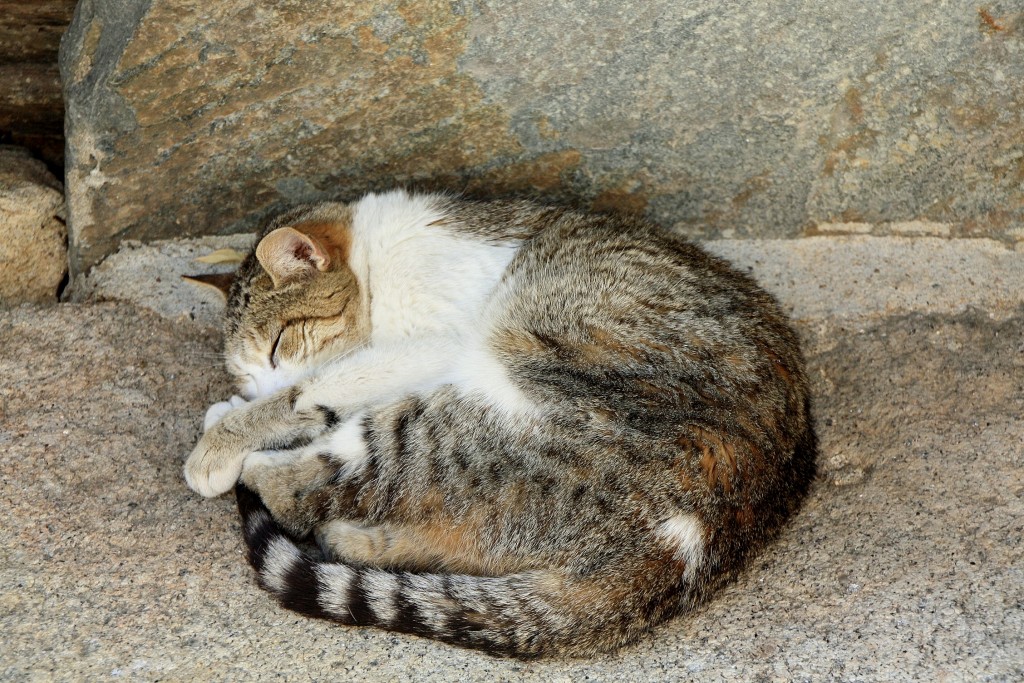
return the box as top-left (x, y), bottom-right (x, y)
top-left (182, 272), bottom-right (235, 299)
top-left (255, 226), bottom-right (331, 288)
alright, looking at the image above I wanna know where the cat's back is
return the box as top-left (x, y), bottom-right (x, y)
top-left (485, 206), bottom-right (816, 540)
top-left (489, 208), bottom-right (808, 411)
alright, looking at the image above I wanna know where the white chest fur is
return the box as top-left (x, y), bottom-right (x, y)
top-left (349, 191), bottom-right (518, 343)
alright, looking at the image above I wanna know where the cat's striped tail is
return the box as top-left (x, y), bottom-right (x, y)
top-left (235, 484), bottom-right (678, 658)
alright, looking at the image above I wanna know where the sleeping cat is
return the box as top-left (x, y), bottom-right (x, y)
top-left (184, 189), bottom-right (817, 658)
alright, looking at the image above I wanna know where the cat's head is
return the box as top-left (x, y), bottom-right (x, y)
top-left (196, 203), bottom-right (370, 400)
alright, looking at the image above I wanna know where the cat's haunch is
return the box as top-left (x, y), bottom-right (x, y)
top-left (184, 190), bottom-right (817, 658)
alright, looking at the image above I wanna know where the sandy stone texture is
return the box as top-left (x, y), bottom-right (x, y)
top-left (61, 1), bottom-right (1024, 273)
top-left (0, 146), bottom-right (66, 306)
top-left (69, 233), bottom-right (255, 333)
top-left (1, 300), bottom-right (1021, 681)
top-left (68, 233), bottom-right (1024, 336)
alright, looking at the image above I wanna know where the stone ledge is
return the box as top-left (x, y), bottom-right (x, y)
top-left (69, 233), bottom-right (255, 332)
top-left (71, 234), bottom-right (1024, 332)
top-left (706, 235), bottom-right (1024, 323)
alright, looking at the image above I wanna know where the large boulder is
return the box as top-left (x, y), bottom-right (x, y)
top-left (0, 146), bottom-right (67, 305)
top-left (60, 1), bottom-right (1024, 274)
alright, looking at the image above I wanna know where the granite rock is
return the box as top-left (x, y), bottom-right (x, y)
top-left (0, 146), bottom-right (67, 305)
top-left (61, 0), bottom-right (1024, 273)
top-left (1, 300), bottom-right (1021, 681)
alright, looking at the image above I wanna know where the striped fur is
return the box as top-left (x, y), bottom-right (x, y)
top-left (237, 482), bottom-right (705, 658)
top-left (186, 190), bottom-right (818, 657)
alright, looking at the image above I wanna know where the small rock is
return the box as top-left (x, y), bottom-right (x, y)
top-left (0, 146), bottom-right (66, 306)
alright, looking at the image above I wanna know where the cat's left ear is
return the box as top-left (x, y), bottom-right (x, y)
top-left (255, 227), bottom-right (331, 288)
top-left (182, 272), bottom-right (235, 299)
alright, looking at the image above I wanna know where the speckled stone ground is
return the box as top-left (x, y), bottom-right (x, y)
top-left (3, 239), bottom-right (1023, 681)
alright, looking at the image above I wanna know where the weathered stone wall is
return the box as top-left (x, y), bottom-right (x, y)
top-left (0, 0), bottom-right (77, 171)
top-left (61, 0), bottom-right (1024, 274)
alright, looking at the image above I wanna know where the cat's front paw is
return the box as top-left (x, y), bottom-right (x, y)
top-left (203, 395), bottom-right (248, 432)
top-left (184, 424), bottom-right (249, 498)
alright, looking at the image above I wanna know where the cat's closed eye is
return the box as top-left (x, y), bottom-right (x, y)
top-left (269, 327), bottom-right (284, 369)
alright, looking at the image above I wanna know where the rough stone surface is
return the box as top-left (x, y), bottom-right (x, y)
top-left (60, 0), bottom-right (1024, 273)
top-left (0, 146), bottom-right (67, 305)
top-left (70, 234), bottom-right (1024, 333)
top-left (706, 236), bottom-right (1024, 323)
top-left (2, 240), bottom-right (1023, 680)
top-left (70, 233), bottom-right (255, 332)
top-left (0, 0), bottom-right (77, 170)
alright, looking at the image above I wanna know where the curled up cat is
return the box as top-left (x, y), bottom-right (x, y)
top-left (184, 190), bottom-right (817, 658)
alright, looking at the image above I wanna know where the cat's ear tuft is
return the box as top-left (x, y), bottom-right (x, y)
top-left (182, 272), bottom-right (235, 299)
top-left (255, 226), bottom-right (331, 288)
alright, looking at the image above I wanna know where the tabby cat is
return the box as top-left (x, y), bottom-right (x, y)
top-left (184, 190), bottom-right (817, 658)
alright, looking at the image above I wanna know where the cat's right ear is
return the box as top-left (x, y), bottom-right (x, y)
top-left (255, 227), bottom-right (331, 288)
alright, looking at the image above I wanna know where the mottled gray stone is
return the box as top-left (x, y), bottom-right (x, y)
top-left (60, 0), bottom-right (1024, 274)
top-left (69, 233), bottom-right (255, 332)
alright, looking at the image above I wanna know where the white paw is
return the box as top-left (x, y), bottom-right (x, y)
top-left (184, 426), bottom-right (250, 498)
top-left (203, 395), bottom-right (248, 432)
top-left (184, 453), bottom-right (244, 498)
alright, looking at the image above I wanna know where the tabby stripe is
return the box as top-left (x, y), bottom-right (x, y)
top-left (278, 555), bottom-right (331, 619)
top-left (390, 574), bottom-right (431, 638)
top-left (316, 404), bottom-right (340, 429)
top-left (391, 401), bottom-right (413, 463)
top-left (345, 570), bottom-right (375, 626)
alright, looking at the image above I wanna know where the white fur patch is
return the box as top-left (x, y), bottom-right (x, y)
top-left (350, 190), bottom-right (516, 338)
top-left (262, 536), bottom-right (302, 593)
top-left (322, 413), bottom-right (369, 474)
top-left (245, 508), bottom-right (272, 539)
top-left (454, 339), bottom-right (543, 419)
top-left (363, 570), bottom-right (401, 625)
top-left (657, 513), bottom-right (706, 576)
top-left (316, 563), bottom-right (357, 617)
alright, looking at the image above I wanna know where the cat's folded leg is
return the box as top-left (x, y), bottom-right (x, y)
top-left (186, 338), bottom-right (450, 498)
top-left (185, 389), bottom-right (332, 498)
top-left (312, 519), bottom-right (505, 574)
top-left (238, 412), bottom-right (369, 536)
top-left (240, 395), bottom-right (539, 577)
